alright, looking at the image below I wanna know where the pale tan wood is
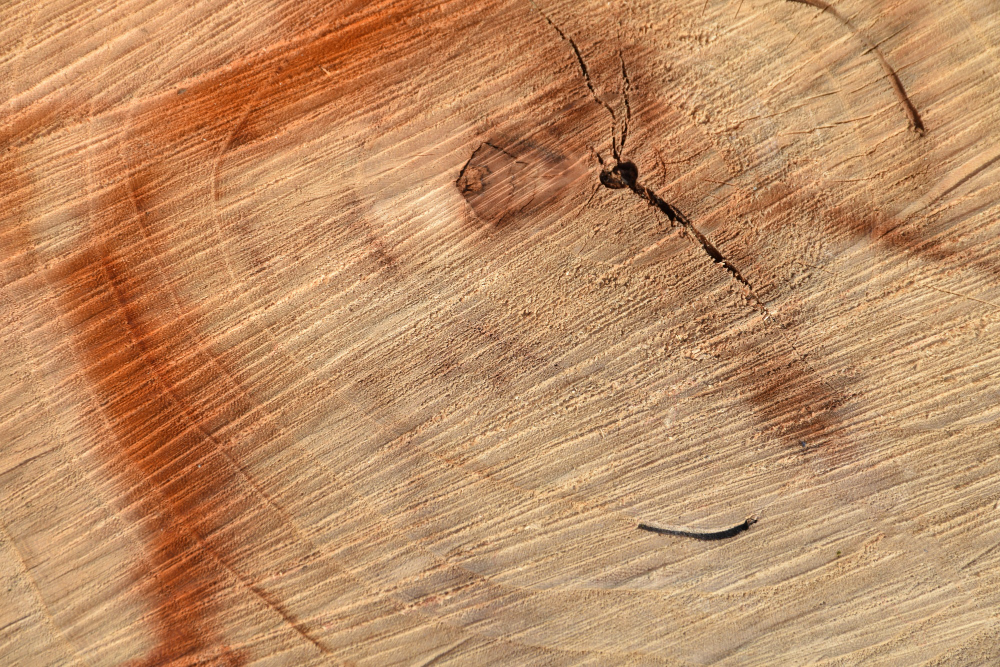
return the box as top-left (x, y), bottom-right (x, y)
top-left (2, 0), bottom-right (1000, 664)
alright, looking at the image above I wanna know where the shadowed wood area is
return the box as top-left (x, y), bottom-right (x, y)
top-left (2, 0), bottom-right (1000, 664)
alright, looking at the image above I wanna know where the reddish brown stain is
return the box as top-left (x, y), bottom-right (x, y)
top-left (829, 205), bottom-right (1000, 280)
top-left (13, 1), bottom-right (428, 663)
top-left (700, 176), bottom-right (999, 466)
top-left (742, 348), bottom-right (852, 465)
top-left (746, 182), bottom-right (999, 284)
top-left (51, 180), bottom-right (249, 665)
top-left (6, 2), bottom-right (991, 661)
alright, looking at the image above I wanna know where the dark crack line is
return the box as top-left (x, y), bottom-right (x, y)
top-left (600, 161), bottom-right (769, 315)
top-left (618, 52), bottom-right (631, 157)
top-left (641, 184), bottom-right (757, 296)
top-left (529, 1), bottom-right (758, 302)
top-left (484, 141), bottom-right (520, 161)
top-left (530, 0), bottom-right (628, 159)
top-left (619, 163), bottom-right (841, 409)
top-left (530, 2), bottom-right (771, 315)
top-left (787, 0), bottom-right (925, 135)
top-left (604, 160), bottom-right (847, 423)
top-left (638, 515), bottom-right (758, 540)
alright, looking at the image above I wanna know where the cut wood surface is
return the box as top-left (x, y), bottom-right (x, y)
top-left (2, 0), bottom-right (1000, 664)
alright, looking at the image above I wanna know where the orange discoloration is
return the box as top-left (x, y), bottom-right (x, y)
top-left (0, 151), bottom-right (36, 291)
top-left (29, 1), bottom-right (427, 662)
top-left (6, 0), bottom-right (973, 660)
top-left (52, 189), bottom-right (249, 665)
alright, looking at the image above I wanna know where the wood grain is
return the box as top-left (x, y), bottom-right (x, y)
top-left (2, 0), bottom-right (1000, 664)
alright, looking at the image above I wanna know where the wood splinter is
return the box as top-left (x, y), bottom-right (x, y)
top-left (637, 515), bottom-right (758, 540)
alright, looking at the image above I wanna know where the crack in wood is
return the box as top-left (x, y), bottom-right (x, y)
top-left (530, 0), bottom-right (629, 158)
top-left (527, 4), bottom-right (769, 311)
top-left (599, 159), bottom-right (771, 316)
top-left (618, 52), bottom-right (632, 159)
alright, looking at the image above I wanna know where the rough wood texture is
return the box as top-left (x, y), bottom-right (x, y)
top-left (3, 0), bottom-right (1000, 664)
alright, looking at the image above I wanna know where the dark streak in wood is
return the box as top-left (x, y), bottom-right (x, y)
top-left (787, 0), bottom-right (925, 135)
top-left (638, 515), bottom-right (758, 540)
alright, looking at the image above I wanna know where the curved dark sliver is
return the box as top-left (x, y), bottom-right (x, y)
top-left (637, 516), bottom-right (758, 540)
top-left (787, 0), bottom-right (925, 135)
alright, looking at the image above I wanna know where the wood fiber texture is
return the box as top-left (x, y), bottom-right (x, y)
top-left (2, 0), bottom-right (1000, 664)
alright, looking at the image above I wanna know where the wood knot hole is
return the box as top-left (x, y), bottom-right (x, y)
top-left (600, 160), bottom-right (638, 190)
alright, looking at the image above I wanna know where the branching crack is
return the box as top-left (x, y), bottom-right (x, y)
top-left (530, 0), bottom-right (628, 159)
top-left (515, 3), bottom-right (853, 533)
top-left (530, 1), bottom-right (769, 315)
